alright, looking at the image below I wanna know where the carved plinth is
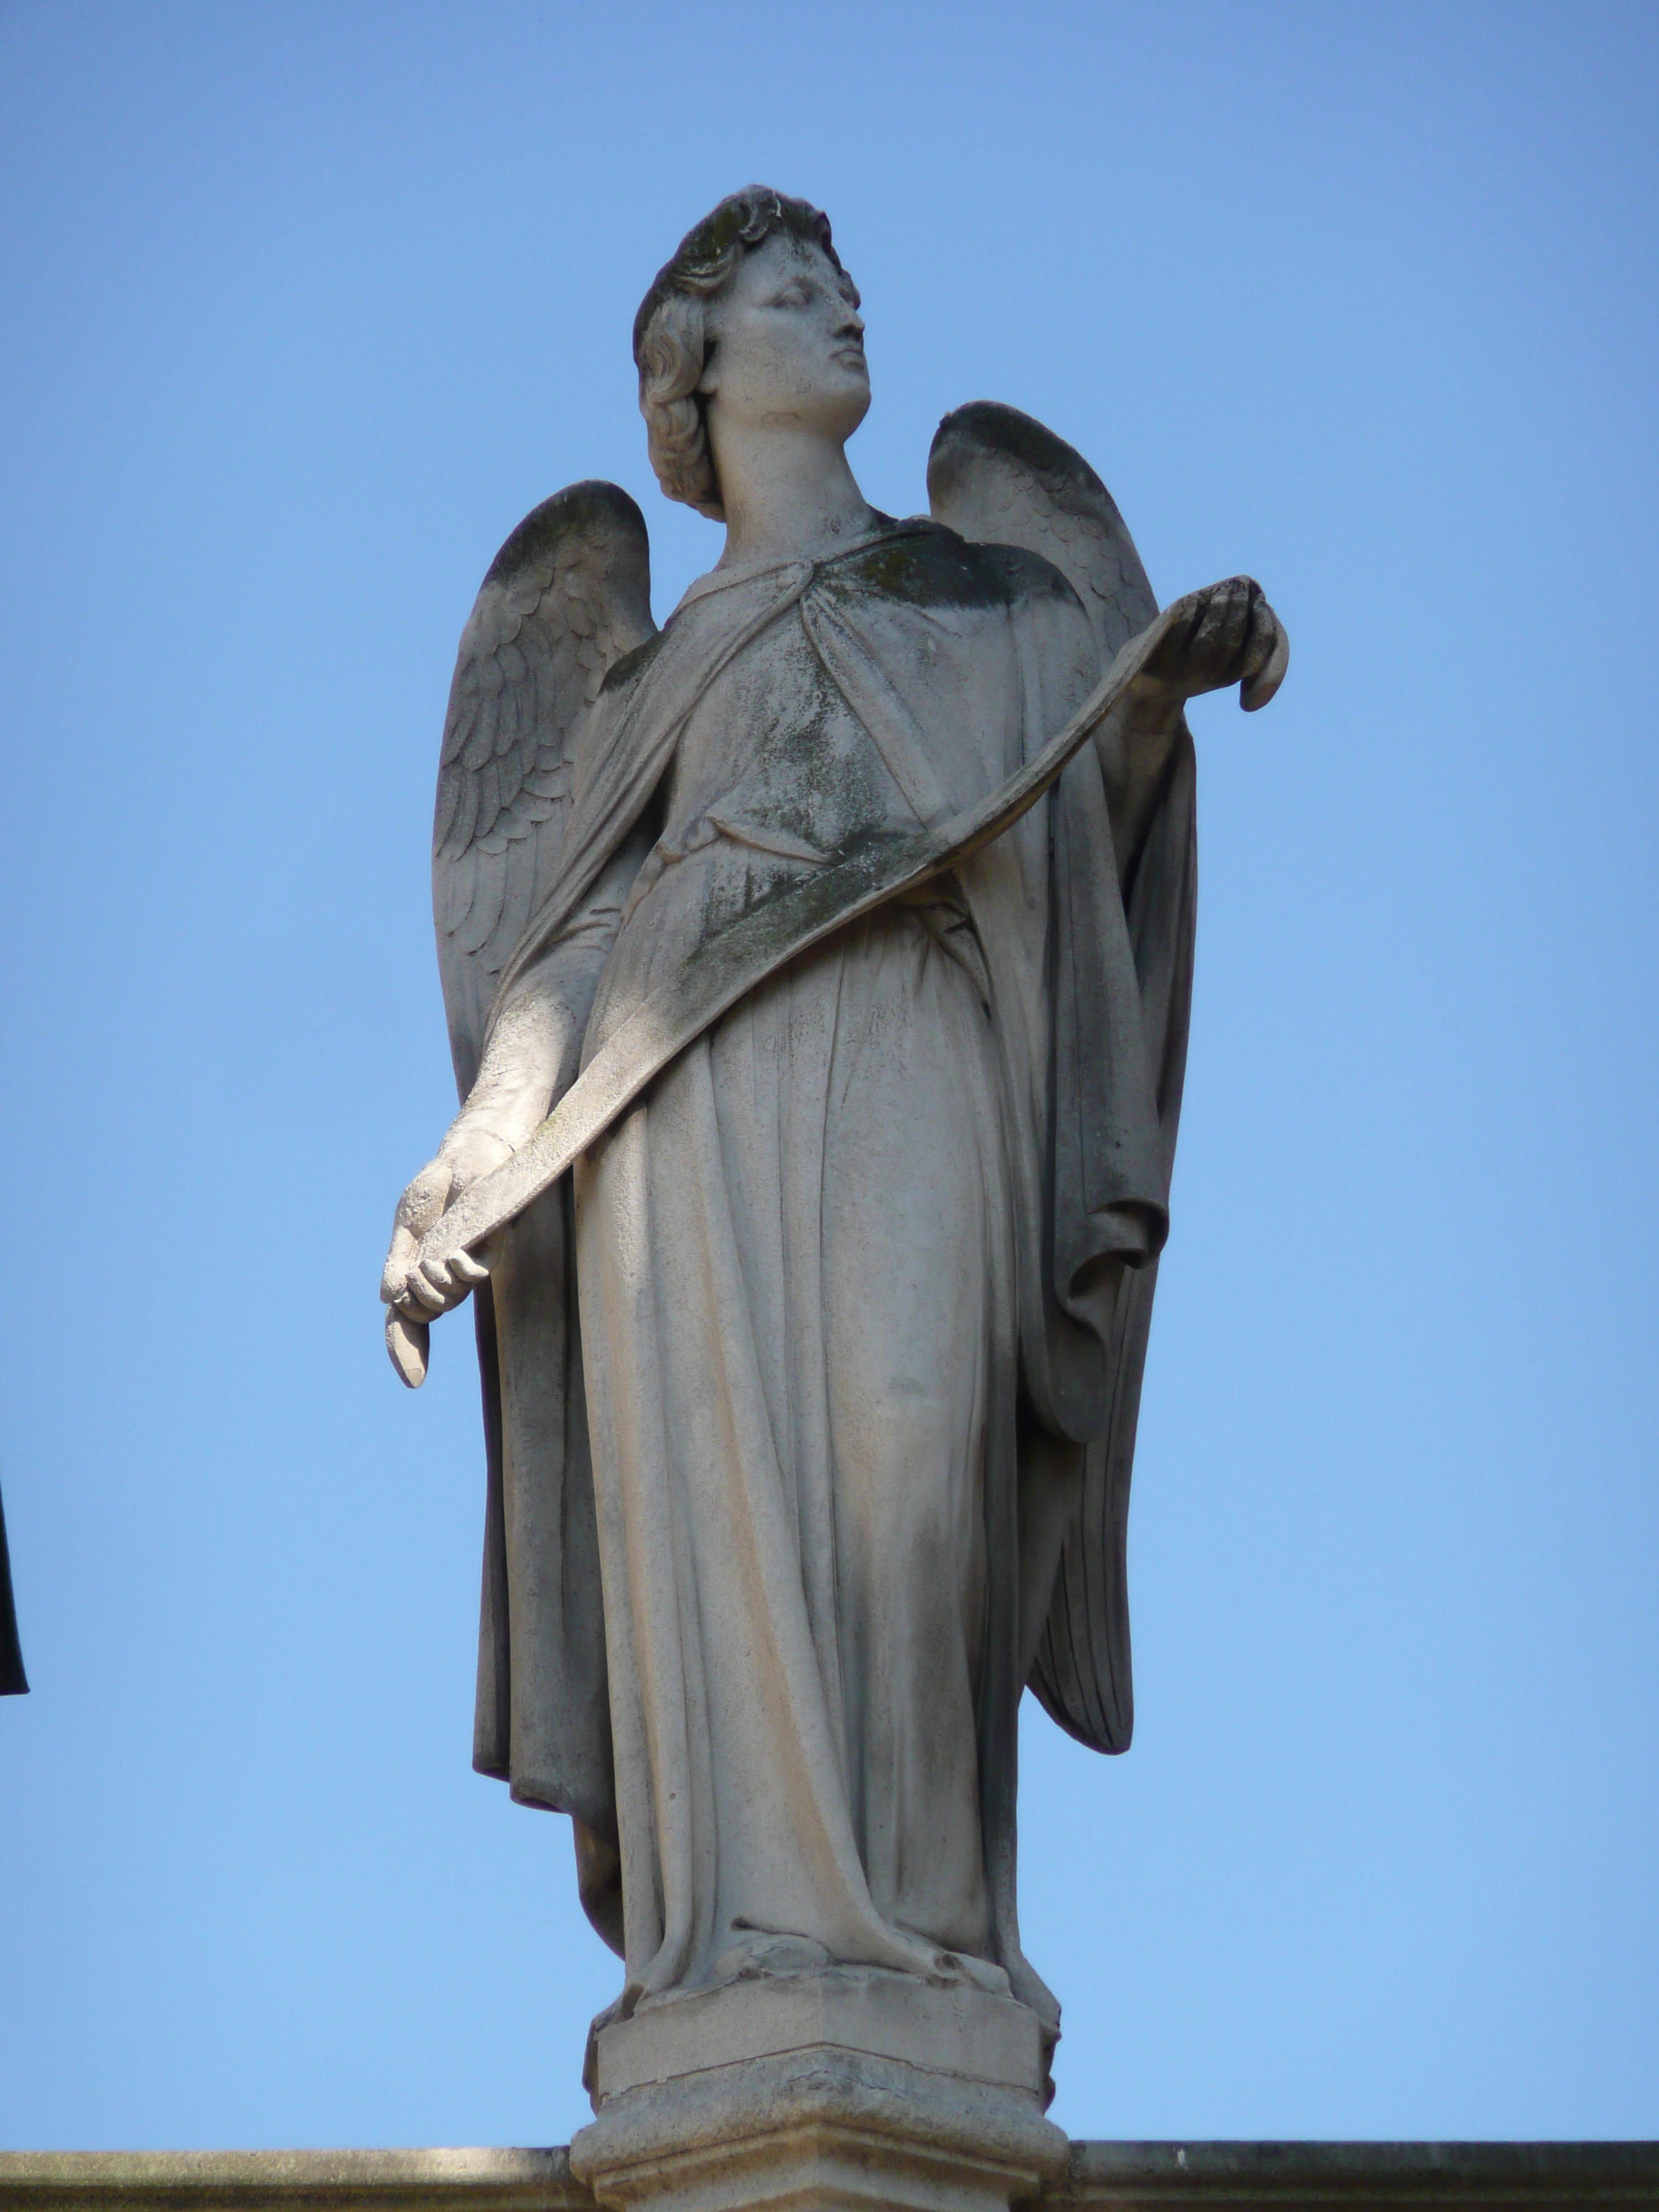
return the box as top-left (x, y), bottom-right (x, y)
top-left (570, 1972), bottom-right (1069, 2212)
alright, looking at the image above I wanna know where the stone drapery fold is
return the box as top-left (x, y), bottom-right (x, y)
top-left (467, 521), bottom-right (1191, 1976)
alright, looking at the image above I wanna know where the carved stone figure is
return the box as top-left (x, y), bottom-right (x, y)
top-left (380, 188), bottom-right (1285, 2121)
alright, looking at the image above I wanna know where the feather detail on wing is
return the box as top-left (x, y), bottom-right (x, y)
top-left (927, 399), bottom-right (1156, 660)
top-left (433, 481), bottom-right (655, 1094)
top-left (929, 400), bottom-right (1196, 1757)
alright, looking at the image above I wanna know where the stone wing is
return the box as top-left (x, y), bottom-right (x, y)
top-left (929, 402), bottom-right (1197, 1756)
top-left (433, 481), bottom-right (655, 1094)
top-left (927, 398), bottom-right (1157, 660)
top-left (431, 484), bottom-right (654, 1914)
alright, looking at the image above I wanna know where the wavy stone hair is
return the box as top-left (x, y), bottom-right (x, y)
top-left (631, 186), bottom-right (853, 522)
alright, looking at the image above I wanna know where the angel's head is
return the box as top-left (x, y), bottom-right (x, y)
top-left (634, 186), bottom-right (867, 521)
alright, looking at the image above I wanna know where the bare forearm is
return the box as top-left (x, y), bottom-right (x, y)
top-left (446, 992), bottom-right (570, 1157)
top-left (443, 827), bottom-right (649, 1158)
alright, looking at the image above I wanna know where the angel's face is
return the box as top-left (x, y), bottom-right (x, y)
top-left (698, 233), bottom-right (869, 444)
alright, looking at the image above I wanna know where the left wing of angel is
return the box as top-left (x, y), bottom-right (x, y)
top-left (930, 400), bottom-right (1195, 1758)
top-left (928, 398), bottom-right (1158, 662)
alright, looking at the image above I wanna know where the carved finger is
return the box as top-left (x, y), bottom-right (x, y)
top-left (449, 1248), bottom-right (491, 1287)
top-left (386, 1313), bottom-right (430, 1390)
top-left (1183, 579), bottom-right (1244, 684)
top-left (415, 1254), bottom-right (479, 1313)
top-left (1241, 617), bottom-right (1290, 711)
top-left (400, 1267), bottom-right (450, 1316)
top-left (1179, 588), bottom-right (1215, 659)
top-left (1238, 602), bottom-right (1278, 681)
top-left (1216, 578), bottom-right (1257, 678)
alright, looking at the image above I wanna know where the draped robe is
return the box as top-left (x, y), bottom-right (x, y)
top-left (467, 519), bottom-right (1186, 2041)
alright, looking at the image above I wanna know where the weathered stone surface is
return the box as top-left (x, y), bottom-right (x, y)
top-left (1053, 2139), bottom-right (1659, 2204)
top-left (589, 1970), bottom-right (1048, 2101)
top-left (0, 2149), bottom-right (588, 2212)
top-left (573, 2046), bottom-right (1067, 2212)
top-left (6, 2141), bottom-right (1659, 2209)
top-left (573, 1973), bottom-right (1065, 2212)
top-left (379, 184), bottom-right (1289, 2085)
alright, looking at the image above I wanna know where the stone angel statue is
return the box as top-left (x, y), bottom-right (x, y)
top-left (381, 187), bottom-right (1287, 2066)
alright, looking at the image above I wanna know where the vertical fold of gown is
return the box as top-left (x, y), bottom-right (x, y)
top-left (472, 525), bottom-right (1173, 2048)
top-left (575, 904), bottom-right (1024, 2014)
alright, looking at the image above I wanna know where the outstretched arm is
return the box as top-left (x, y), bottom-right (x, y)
top-left (1093, 575), bottom-right (1287, 882)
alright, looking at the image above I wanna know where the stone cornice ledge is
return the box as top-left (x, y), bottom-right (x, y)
top-left (0, 2153), bottom-right (586, 2212)
top-left (1056, 2141), bottom-right (1659, 2204)
top-left (3, 2143), bottom-right (1658, 2208)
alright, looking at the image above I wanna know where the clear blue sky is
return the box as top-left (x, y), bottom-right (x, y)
top-left (1, 0), bottom-right (1655, 2154)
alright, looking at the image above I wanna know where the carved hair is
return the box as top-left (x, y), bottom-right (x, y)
top-left (632, 186), bottom-right (852, 522)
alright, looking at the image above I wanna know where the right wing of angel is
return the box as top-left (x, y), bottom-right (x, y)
top-left (433, 480), bottom-right (656, 1096)
top-left (421, 488), bottom-right (654, 1871)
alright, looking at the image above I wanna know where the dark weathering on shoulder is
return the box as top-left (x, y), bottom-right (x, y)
top-left (825, 519), bottom-right (1088, 623)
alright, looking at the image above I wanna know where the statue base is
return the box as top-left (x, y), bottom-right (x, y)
top-left (570, 1972), bottom-right (1067, 2212)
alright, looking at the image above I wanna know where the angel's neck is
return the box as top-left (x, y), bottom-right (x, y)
top-left (710, 428), bottom-right (875, 570)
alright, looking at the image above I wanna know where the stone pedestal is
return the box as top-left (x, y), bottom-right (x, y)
top-left (569, 1972), bottom-right (1069, 2212)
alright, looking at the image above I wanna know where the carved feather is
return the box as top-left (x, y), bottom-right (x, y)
top-left (927, 400), bottom-right (1157, 662)
top-left (432, 481), bottom-right (656, 1094)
